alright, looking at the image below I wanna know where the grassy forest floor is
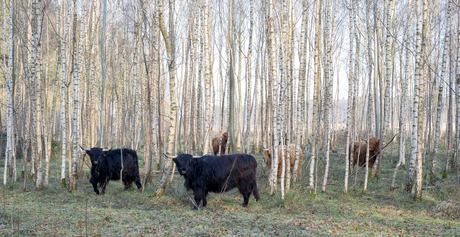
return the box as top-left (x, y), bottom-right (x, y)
top-left (0, 144), bottom-right (459, 236)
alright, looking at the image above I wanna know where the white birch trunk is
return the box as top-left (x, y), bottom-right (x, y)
top-left (344, 0), bottom-right (354, 193)
top-left (294, 0), bottom-right (308, 182)
top-left (280, 0), bottom-right (288, 197)
top-left (156, 0), bottom-right (178, 196)
top-left (244, 0), bottom-right (253, 154)
top-left (391, 2), bottom-right (413, 188)
top-left (268, 0), bottom-right (279, 195)
top-left (321, 0), bottom-right (332, 193)
top-left (414, 0), bottom-right (428, 200)
top-left (372, 0), bottom-right (394, 179)
top-left (61, 0), bottom-right (71, 188)
top-left (202, 0), bottom-right (212, 155)
top-left (310, 0), bottom-right (321, 195)
top-left (69, 0), bottom-right (80, 191)
top-left (454, 0), bottom-right (460, 175)
top-left (3, 0), bottom-right (14, 186)
top-left (34, 0), bottom-right (44, 190)
top-left (430, 0), bottom-right (450, 181)
top-left (405, 0), bottom-right (423, 194)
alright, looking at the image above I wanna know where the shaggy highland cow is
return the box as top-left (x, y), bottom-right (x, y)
top-left (169, 153), bottom-right (260, 209)
top-left (81, 147), bottom-right (142, 194)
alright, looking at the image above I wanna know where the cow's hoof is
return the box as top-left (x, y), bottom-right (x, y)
top-left (241, 203), bottom-right (248, 207)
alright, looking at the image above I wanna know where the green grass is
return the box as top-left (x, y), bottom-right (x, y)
top-left (0, 149), bottom-right (459, 236)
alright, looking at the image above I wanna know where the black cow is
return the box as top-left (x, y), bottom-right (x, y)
top-left (81, 147), bottom-right (142, 194)
top-left (170, 153), bottom-right (260, 210)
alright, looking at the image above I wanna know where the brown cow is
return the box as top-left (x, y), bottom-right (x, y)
top-left (212, 132), bottom-right (228, 155)
top-left (349, 137), bottom-right (381, 170)
top-left (262, 144), bottom-right (303, 182)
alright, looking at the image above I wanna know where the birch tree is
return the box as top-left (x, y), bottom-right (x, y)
top-left (156, 0), bottom-right (178, 197)
top-left (453, 0), bottom-right (460, 174)
top-left (202, 0), bottom-right (212, 155)
top-left (32, 0), bottom-right (44, 189)
top-left (321, 0), bottom-right (332, 192)
top-left (267, 0), bottom-right (279, 195)
top-left (344, 0), bottom-right (354, 193)
top-left (371, 0), bottom-right (395, 179)
top-left (69, 0), bottom-right (80, 192)
top-left (293, 0), bottom-right (308, 183)
top-left (430, 0), bottom-right (450, 182)
top-left (309, 0), bottom-right (321, 195)
top-left (3, 0), bottom-right (14, 186)
top-left (391, 0), bottom-right (414, 190)
top-left (405, 0), bottom-right (424, 195)
top-left (244, 0), bottom-right (254, 154)
top-left (61, 0), bottom-right (72, 188)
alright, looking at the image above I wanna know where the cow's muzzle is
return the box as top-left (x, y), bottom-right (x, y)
top-left (179, 169), bottom-right (186, 175)
top-left (93, 161), bottom-right (99, 166)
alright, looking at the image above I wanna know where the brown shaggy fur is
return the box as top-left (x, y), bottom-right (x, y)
top-left (262, 144), bottom-right (303, 182)
top-left (349, 137), bottom-right (381, 170)
top-left (212, 132), bottom-right (229, 155)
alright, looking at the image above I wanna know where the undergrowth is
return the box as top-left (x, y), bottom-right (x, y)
top-left (0, 149), bottom-right (458, 236)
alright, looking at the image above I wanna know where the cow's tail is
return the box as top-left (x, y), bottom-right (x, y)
top-left (253, 181), bottom-right (260, 201)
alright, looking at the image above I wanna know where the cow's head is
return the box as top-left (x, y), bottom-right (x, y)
top-left (172, 154), bottom-right (192, 175)
top-left (262, 149), bottom-right (272, 169)
top-left (80, 146), bottom-right (110, 167)
top-left (165, 154), bottom-right (203, 176)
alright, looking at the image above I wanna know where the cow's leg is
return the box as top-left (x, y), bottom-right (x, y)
top-left (252, 178), bottom-right (260, 201)
top-left (135, 176), bottom-right (142, 190)
top-left (101, 178), bottom-right (109, 195)
top-left (90, 177), bottom-right (100, 194)
top-left (202, 190), bottom-right (209, 207)
top-left (238, 182), bottom-right (251, 207)
top-left (123, 177), bottom-right (132, 190)
top-left (193, 188), bottom-right (204, 210)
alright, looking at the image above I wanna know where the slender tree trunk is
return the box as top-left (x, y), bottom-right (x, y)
top-left (321, 0), bottom-right (332, 192)
top-left (454, 0), bottom-right (460, 174)
top-left (405, 0), bottom-right (424, 195)
top-left (391, 21), bottom-right (411, 189)
top-left (344, 0), bottom-right (354, 193)
top-left (156, 0), bottom-right (178, 197)
top-left (413, 0), bottom-right (428, 200)
top-left (268, 0), bottom-right (279, 195)
top-left (3, 0), bottom-right (14, 186)
top-left (99, 0), bottom-right (107, 148)
top-left (372, 0), bottom-right (395, 179)
top-left (431, 0), bottom-right (450, 182)
top-left (294, 0), bottom-right (308, 182)
top-left (202, 0), bottom-right (212, 155)
top-left (244, 0), bottom-right (254, 154)
top-left (33, 0), bottom-right (44, 190)
top-left (228, 0), bottom-right (236, 154)
top-left (60, 0), bottom-right (71, 188)
top-left (69, 0), bottom-right (81, 192)
top-left (310, 0), bottom-right (321, 195)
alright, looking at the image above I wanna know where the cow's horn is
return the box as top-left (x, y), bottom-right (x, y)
top-left (192, 155), bottom-right (203, 158)
top-left (79, 145), bottom-right (90, 151)
top-left (102, 148), bottom-right (110, 152)
top-left (163, 153), bottom-right (178, 159)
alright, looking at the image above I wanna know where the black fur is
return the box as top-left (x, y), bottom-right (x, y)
top-left (172, 154), bottom-right (260, 210)
top-left (83, 148), bottom-right (142, 194)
